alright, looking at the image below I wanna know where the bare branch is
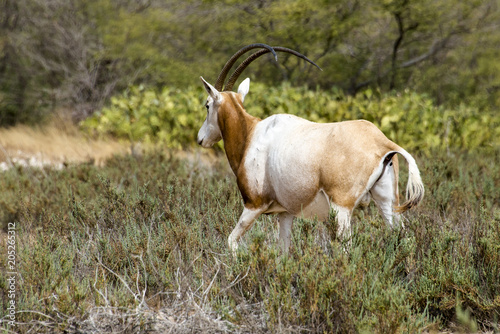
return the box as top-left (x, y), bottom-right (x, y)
top-left (400, 38), bottom-right (448, 68)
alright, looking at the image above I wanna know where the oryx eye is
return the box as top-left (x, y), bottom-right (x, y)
top-left (205, 104), bottom-right (209, 112)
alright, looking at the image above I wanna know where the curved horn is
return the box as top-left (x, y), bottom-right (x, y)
top-left (214, 44), bottom-right (278, 91)
top-left (224, 46), bottom-right (322, 91)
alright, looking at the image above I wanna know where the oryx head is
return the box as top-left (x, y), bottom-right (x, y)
top-left (197, 77), bottom-right (250, 147)
top-left (196, 43), bottom-right (321, 147)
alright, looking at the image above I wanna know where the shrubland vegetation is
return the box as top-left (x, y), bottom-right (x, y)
top-left (82, 82), bottom-right (500, 154)
top-left (1, 0), bottom-right (500, 333)
top-left (0, 150), bottom-right (498, 333)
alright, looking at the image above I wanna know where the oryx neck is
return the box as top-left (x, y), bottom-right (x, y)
top-left (219, 93), bottom-right (260, 174)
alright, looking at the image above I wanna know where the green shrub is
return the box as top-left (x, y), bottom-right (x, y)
top-left (82, 83), bottom-right (500, 154)
top-left (81, 85), bottom-right (207, 149)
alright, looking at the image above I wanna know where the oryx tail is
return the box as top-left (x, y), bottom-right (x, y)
top-left (395, 149), bottom-right (424, 212)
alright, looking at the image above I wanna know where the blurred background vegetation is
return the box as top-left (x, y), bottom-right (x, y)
top-left (1, 0), bottom-right (499, 130)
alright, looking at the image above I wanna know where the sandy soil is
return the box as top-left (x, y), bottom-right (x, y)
top-left (0, 123), bottom-right (129, 171)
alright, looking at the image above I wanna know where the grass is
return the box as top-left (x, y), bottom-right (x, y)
top-left (0, 148), bottom-right (499, 333)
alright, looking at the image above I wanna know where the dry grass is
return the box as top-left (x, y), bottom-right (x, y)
top-left (0, 121), bottom-right (221, 172)
top-left (0, 121), bottom-right (128, 168)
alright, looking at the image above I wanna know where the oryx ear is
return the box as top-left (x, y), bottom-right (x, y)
top-left (237, 78), bottom-right (250, 102)
top-left (200, 77), bottom-right (220, 101)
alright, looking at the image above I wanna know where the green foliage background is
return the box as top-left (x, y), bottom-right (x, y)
top-left (1, 0), bottom-right (500, 123)
top-left (82, 83), bottom-right (500, 154)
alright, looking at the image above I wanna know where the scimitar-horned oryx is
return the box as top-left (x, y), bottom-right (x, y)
top-left (196, 43), bottom-right (424, 254)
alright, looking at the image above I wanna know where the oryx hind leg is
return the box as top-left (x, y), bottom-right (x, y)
top-left (278, 212), bottom-right (294, 253)
top-left (370, 156), bottom-right (401, 228)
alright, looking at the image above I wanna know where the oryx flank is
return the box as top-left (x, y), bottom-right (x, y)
top-left (197, 43), bottom-right (424, 254)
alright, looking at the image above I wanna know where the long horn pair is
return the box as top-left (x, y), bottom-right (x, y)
top-left (215, 44), bottom-right (277, 91)
top-left (215, 44), bottom-right (322, 92)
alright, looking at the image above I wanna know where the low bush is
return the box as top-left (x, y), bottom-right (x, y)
top-left (0, 150), bottom-right (498, 333)
top-left (81, 83), bottom-right (500, 155)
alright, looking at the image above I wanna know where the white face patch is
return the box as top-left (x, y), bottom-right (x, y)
top-left (197, 77), bottom-right (224, 147)
top-left (197, 95), bottom-right (223, 147)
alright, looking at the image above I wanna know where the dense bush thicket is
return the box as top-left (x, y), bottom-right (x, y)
top-left (82, 83), bottom-right (500, 154)
top-left (0, 151), bottom-right (498, 333)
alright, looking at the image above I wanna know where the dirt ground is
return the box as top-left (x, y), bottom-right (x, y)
top-left (0, 122), bottom-right (129, 171)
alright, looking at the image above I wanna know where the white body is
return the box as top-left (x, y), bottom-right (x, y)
top-left (197, 77), bottom-right (424, 253)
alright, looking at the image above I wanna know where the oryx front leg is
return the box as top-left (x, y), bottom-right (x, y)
top-left (334, 206), bottom-right (352, 241)
top-left (228, 206), bottom-right (266, 255)
top-left (278, 212), bottom-right (294, 253)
